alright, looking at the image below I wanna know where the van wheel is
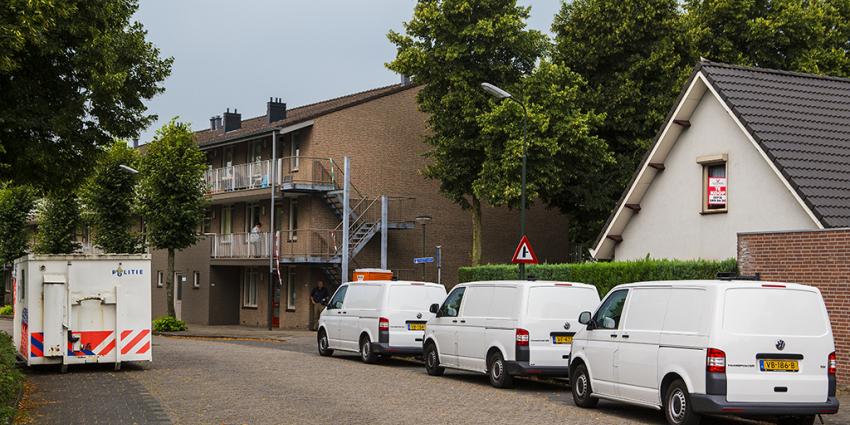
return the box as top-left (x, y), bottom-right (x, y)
top-left (359, 335), bottom-right (379, 364)
top-left (424, 343), bottom-right (444, 376)
top-left (571, 364), bottom-right (598, 408)
top-left (487, 351), bottom-right (514, 388)
top-left (317, 330), bottom-right (333, 357)
top-left (663, 379), bottom-right (701, 425)
top-left (776, 416), bottom-right (815, 425)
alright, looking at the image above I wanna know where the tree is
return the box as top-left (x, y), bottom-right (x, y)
top-left (0, 0), bottom-right (172, 190)
top-left (475, 61), bottom-right (614, 242)
top-left (684, 0), bottom-right (850, 77)
top-left (0, 185), bottom-right (36, 264)
top-left (137, 120), bottom-right (207, 317)
top-left (552, 0), bottom-right (691, 210)
top-left (80, 142), bottom-right (142, 254)
top-left (387, 0), bottom-right (546, 265)
top-left (33, 194), bottom-right (82, 254)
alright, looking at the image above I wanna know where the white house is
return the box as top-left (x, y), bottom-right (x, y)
top-left (592, 61), bottom-right (850, 261)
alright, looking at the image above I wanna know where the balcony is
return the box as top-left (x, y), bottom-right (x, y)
top-left (203, 157), bottom-right (342, 200)
top-left (205, 160), bottom-right (274, 194)
top-left (210, 232), bottom-right (273, 259)
top-left (209, 230), bottom-right (342, 264)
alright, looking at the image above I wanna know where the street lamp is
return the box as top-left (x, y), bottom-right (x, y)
top-left (415, 215), bottom-right (432, 280)
top-left (118, 164), bottom-right (139, 174)
top-left (481, 82), bottom-right (529, 280)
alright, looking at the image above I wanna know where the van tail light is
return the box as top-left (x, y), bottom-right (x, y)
top-left (515, 328), bottom-right (529, 347)
top-left (706, 348), bottom-right (726, 373)
top-left (378, 317), bottom-right (389, 331)
top-left (828, 352), bottom-right (837, 375)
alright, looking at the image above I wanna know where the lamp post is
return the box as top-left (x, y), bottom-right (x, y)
top-left (481, 82), bottom-right (528, 280)
top-left (415, 215), bottom-right (432, 280)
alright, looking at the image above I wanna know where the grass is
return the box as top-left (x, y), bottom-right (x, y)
top-left (0, 331), bottom-right (23, 423)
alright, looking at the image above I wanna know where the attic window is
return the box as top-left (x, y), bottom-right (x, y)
top-left (698, 154), bottom-right (728, 213)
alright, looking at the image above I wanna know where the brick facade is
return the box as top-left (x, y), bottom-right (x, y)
top-left (738, 229), bottom-right (850, 383)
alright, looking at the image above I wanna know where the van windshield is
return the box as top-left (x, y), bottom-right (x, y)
top-left (388, 286), bottom-right (445, 311)
top-left (723, 288), bottom-right (828, 336)
top-left (526, 287), bottom-right (599, 320)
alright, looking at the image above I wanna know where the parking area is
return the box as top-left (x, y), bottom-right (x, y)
top-left (3, 319), bottom-right (847, 425)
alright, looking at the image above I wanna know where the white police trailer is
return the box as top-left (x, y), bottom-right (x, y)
top-left (11, 254), bottom-right (152, 371)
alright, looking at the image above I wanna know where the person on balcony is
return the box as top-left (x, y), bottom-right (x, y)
top-left (250, 222), bottom-right (262, 257)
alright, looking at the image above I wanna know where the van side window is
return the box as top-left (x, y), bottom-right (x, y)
top-left (438, 287), bottom-right (465, 318)
top-left (592, 289), bottom-right (628, 330)
top-left (327, 286), bottom-right (348, 310)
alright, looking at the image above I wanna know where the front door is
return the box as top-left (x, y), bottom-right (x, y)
top-left (585, 289), bottom-right (629, 397)
top-left (174, 272), bottom-right (186, 320)
top-left (324, 285), bottom-right (348, 348)
top-left (430, 287), bottom-right (465, 367)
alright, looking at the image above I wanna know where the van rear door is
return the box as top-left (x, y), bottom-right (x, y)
top-left (720, 286), bottom-right (832, 403)
top-left (385, 284), bottom-right (447, 349)
top-left (525, 284), bottom-right (601, 367)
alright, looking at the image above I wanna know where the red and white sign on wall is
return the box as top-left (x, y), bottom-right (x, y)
top-left (707, 176), bottom-right (727, 207)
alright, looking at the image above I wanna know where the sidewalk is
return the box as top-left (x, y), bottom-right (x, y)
top-left (155, 324), bottom-right (314, 341)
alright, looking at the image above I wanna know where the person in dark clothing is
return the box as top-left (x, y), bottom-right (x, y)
top-left (310, 280), bottom-right (331, 330)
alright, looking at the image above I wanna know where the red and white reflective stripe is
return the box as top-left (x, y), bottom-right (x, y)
top-left (121, 329), bottom-right (151, 355)
top-left (91, 331), bottom-right (116, 356)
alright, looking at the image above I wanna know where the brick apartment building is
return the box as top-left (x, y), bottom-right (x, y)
top-left (149, 80), bottom-right (572, 329)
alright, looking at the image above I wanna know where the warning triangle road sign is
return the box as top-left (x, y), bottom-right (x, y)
top-left (511, 235), bottom-right (539, 264)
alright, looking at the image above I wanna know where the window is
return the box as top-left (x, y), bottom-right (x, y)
top-left (288, 199), bottom-right (298, 241)
top-left (699, 155), bottom-right (727, 213)
top-left (286, 268), bottom-right (296, 310)
top-left (437, 287), bottom-right (466, 318)
top-left (592, 289), bottom-right (628, 330)
top-left (327, 285), bottom-right (348, 310)
top-left (290, 133), bottom-right (300, 171)
top-left (243, 270), bottom-right (259, 308)
top-left (251, 140), bottom-right (264, 162)
top-left (193, 271), bottom-right (200, 289)
top-left (202, 209), bottom-right (213, 234)
top-left (19, 269), bottom-right (25, 300)
top-left (246, 204), bottom-right (261, 233)
top-left (157, 271), bottom-right (163, 288)
top-left (220, 205), bottom-right (233, 235)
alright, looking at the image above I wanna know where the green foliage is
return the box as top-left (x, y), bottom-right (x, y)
top-left (137, 119), bottom-right (207, 253)
top-left (0, 0), bottom-right (172, 190)
top-left (152, 316), bottom-right (187, 332)
top-left (0, 305), bottom-right (11, 316)
top-left (459, 258), bottom-right (738, 296)
top-left (0, 331), bottom-right (24, 423)
top-left (81, 142), bottom-right (143, 254)
top-left (33, 193), bottom-right (81, 254)
top-left (0, 185), bottom-right (36, 264)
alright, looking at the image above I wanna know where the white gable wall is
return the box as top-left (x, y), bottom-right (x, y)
top-left (614, 90), bottom-right (818, 261)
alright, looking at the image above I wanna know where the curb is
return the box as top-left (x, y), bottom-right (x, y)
top-left (154, 332), bottom-right (286, 342)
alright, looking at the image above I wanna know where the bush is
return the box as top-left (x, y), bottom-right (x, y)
top-left (0, 305), bottom-right (11, 316)
top-left (152, 316), bottom-right (187, 332)
top-left (0, 331), bottom-right (23, 423)
top-left (459, 258), bottom-right (738, 296)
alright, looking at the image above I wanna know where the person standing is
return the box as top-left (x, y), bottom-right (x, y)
top-left (310, 280), bottom-right (330, 330)
top-left (250, 222), bottom-right (262, 257)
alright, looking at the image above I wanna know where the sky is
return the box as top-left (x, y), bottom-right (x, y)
top-left (133, 1), bottom-right (563, 143)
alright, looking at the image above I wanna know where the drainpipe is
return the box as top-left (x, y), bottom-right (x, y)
top-left (268, 130), bottom-right (277, 330)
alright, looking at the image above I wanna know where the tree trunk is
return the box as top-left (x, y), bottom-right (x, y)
top-left (471, 195), bottom-right (482, 266)
top-left (166, 248), bottom-right (176, 317)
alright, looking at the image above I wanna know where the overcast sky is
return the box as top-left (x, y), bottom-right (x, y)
top-left (134, 1), bottom-right (563, 143)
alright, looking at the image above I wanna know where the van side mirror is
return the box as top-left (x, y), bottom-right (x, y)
top-left (578, 311), bottom-right (592, 325)
top-left (429, 303), bottom-right (440, 314)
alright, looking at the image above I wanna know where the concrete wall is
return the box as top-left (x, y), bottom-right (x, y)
top-left (615, 91), bottom-right (817, 261)
top-left (738, 229), bottom-right (850, 384)
top-left (150, 238), bottom-right (214, 324)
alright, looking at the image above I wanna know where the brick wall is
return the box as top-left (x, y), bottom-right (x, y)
top-left (738, 229), bottom-right (850, 383)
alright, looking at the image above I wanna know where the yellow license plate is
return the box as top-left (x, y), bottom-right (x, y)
top-left (760, 359), bottom-right (799, 372)
top-left (553, 335), bottom-right (573, 344)
top-left (408, 323), bottom-right (426, 331)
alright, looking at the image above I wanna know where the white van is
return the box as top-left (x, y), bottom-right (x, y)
top-left (422, 280), bottom-right (600, 388)
top-left (569, 280), bottom-right (838, 425)
top-left (316, 280), bottom-right (446, 363)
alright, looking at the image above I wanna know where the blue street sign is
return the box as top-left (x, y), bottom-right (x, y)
top-left (413, 257), bottom-right (435, 264)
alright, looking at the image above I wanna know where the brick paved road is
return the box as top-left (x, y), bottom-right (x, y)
top-left (4, 319), bottom-right (848, 425)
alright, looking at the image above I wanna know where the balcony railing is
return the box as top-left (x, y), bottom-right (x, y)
top-left (204, 157), bottom-right (346, 194)
top-left (210, 232), bottom-right (272, 259)
top-left (205, 160), bottom-right (274, 193)
top-left (277, 228), bottom-right (342, 261)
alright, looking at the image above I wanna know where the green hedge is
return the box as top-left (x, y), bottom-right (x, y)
top-left (152, 316), bottom-right (187, 332)
top-left (0, 331), bottom-right (23, 423)
top-left (459, 258), bottom-right (738, 296)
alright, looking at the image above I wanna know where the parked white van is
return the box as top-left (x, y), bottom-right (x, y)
top-left (422, 280), bottom-right (600, 388)
top-left (569, 280), bottom-right (838, 425)
top-left (317, 280), bottom-right (446, 363)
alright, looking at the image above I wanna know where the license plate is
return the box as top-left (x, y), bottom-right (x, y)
top-left (760, 359), bottom-right (799, 372)
top-left (407, 323), bottom-right (426, 331)
top-left (553, 335), bottom-right (573, 344)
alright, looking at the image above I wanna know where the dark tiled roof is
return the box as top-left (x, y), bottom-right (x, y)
top-left (700, 62), bottom-right (850, 227)
top-left (194, 83), bottom-right (416, 146)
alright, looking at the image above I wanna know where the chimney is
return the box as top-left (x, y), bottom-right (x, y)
top-left (210, 116), bottom-right (218, 130)
top-left (132, 138), bottom-right (139, 149)
top-left (267, 97), bottom-right (287, 123)
top-left (401, 74), bottom-right (411, 86)
top-left (222, 108), bottom-right (241, 132)
top-left (215, 116), bottom-right (222, 130)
